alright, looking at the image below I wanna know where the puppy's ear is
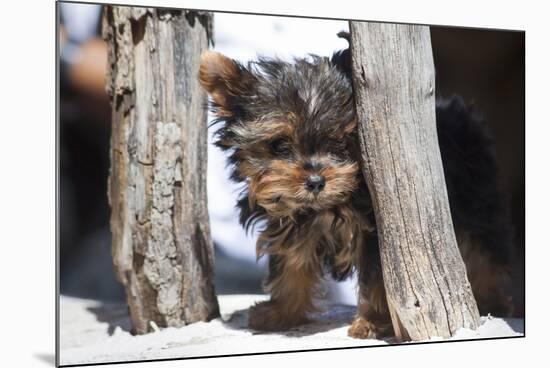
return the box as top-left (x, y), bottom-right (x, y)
top-left (199, 51), bottom-right (254, 114)
top-left (331, 31), bottom-right (351, 77)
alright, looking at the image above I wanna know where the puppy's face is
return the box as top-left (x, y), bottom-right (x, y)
top-left (199, 51), bottom-right (359, 218)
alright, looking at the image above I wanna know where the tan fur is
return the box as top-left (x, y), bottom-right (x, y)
top-left (456, 231), bottom-right (514, 316)
top-left (349, 282), bottom-right (393, 339)
top-left (199, 51), bottom-right (255, 113)
top-left (230, 120), bottom-right (295, 145)
top-left (199, 51), bottom-right (513, 337)
top-left (348, 316), bottom-right (387, 339)
top-left (342, 119), bottom-right (357, 135)
top-left (348, 230), bottom-right (514, 339)
top-left (249, 205), bottom-right (370, 331)
top-left (199, 51), bottom-right (237, 108)
top-left (237, 135), bottom-right (365, 332)
top-left (349, 241), bottom-right (393, 339)
top-left (247, 157), bottom-right (359, 219)
top-left (250, 232), bottom-right (322, 331)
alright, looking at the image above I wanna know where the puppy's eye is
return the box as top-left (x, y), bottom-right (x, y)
top-left (270, 138), bottom-right (292, 157)
top-left (334, 141), bottom-right (348, 153)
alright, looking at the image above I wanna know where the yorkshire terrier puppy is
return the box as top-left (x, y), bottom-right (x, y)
top-left (199, 38), bottom-right (514, 338)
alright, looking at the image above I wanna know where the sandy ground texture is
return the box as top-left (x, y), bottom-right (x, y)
top-left (59, 294), bottom-right (524, 366)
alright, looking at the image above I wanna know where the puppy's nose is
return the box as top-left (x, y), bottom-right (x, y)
top-left (306, 174), bottom-right (326, 194)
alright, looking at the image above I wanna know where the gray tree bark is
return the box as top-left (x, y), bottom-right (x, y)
top-left (103, 6), bottom-right (219, 335)
top-left (349, 22), bottom-right (480, 341)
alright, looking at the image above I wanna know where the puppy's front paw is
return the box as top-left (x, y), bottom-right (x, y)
top-left (348, 316), bottom-right (392, 339)
top-left (248, 300), bottom-right (309, 331)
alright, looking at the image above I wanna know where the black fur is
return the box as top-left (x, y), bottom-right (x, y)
top-left (436, 97), bottom-right (513, 266)
top-left (206, 44), bottom-right (514, 317)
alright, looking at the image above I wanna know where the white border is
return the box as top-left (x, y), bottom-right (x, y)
top-left (2, 0), bottom-right (547, 367)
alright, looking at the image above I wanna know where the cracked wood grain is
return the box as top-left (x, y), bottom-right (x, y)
top-left (103, 6), bottom-right (219, 334)
top-left (349, 21), bottom-right (480, 341)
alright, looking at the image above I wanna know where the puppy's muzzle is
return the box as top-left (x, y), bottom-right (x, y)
top-left (306, 174), bottom-right (326, 194)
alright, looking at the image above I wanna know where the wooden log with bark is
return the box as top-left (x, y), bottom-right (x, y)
top-left (348, 21), bottom-right (480, 341)
top-left (103, 6), bottom-right (219, 335)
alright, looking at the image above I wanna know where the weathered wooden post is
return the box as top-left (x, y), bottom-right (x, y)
top-left (349, 22), bottom-right (480, 341)
top-left (103, 6), bottom-right (219, 334)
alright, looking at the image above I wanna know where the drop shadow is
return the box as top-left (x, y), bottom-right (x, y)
top-left (34, 353), bottom-right (55, 366)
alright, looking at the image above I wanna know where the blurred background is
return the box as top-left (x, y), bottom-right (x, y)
top-left (59, 3), bottom-right (524, 316)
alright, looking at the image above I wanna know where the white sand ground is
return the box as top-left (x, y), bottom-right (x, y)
top-left (59, 295), bottom-right (524, 366)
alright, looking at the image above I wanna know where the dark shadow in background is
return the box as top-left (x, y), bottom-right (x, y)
top-left (431, 28), bottom-right (525, 316)
top-left (59, 8), bottom-right (524, 317)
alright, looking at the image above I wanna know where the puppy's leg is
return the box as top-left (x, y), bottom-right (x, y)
top-left (348, 235), bottom-right (393, 339)
top-left (249, 254), bottom-right (320, 331)
top-left (348, 277), bottom-right (393, 339)
top-left (457, 231), bottom-right (514, 317)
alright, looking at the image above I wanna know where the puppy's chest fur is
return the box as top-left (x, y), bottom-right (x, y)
top-left (257, 201), bottom-right (372, 279)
